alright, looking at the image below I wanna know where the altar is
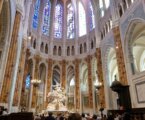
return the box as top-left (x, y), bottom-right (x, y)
top-left (46, 84), bottom-right (68, 112)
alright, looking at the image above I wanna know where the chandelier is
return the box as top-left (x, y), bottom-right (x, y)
top-left (31, 79), bottom-right (41, 87)
top-left (94, 81), bottom-right (102, 90)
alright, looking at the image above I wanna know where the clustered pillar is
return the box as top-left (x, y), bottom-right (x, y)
top-left (31, 55), bottom-right (41, 109)
top-left (19, 49), bottom-right (31, 109)
top-left (45, 59), bottom-right (53, 108)
top-left (96, 48), bottom-right (106, 109)
top-left (113, 26), bottom-right (128, 85)
top-left (0, 11), bottom-right (21, 104)
top-left (13, 40), bottom-right (28, 107)
top-left (86, 56), bottom-right (94, 110)
top-left (61, 60), bottom-right (66, 89)
top-left (74, 59), bottom-right (81, 111)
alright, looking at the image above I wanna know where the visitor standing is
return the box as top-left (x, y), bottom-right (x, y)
top-left (45, 112), bottom-right (55, 120)
top-left (82, 113), bottom-right (87, 120)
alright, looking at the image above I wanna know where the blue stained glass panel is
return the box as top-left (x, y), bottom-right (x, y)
top-left (89, 1), bottom-right (95, 30)
top-left (67, 3), bottom-right (75, 39)
top-left (42, 0), bottom-right (51, 35)
top-left (54, 3), bottom-right (63, 38)
top-left (25, 74), bottom-right (31, 89)
top-left (79, 2), bottom-right (86, 36)
top-left (32, 0), bottom-right (40, 29)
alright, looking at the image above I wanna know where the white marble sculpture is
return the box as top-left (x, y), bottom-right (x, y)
top-left (47, 84), bottom-right (67, 111)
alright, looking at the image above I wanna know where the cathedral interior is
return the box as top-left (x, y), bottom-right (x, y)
top-left (1, 0), bottom-right (145, 117)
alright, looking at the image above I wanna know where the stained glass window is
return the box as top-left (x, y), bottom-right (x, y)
top-left (67, 3), bottom-right (75, 39)
top-left (105, 0), bottom-right (110, 8)
top-left (25, 73), bottom-right (31, 89)
top-left (89, 1), bottom-right (95, 30)
top-left (42, 0), bottom-right (51, 35)
top-left (54, 2), bottom-right (63, 38)
top-left (32, 0), bottom-right (40, 29)
top-left (99, 0), bottom-right (104, 17)
top-left (79, 1), bottom-right (86, 37)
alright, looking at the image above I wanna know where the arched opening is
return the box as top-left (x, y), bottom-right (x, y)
top-left (58, 46), bottom-right (61, 56)
top-left (125, 20), bottom-right (145, 73)
top-left (33, 39), bottom-right (36, 49)
top-left (31, 37), bottom-right (33, 47)
top-left (128, 0), bottom-right (132, 7)
top-left (71, 46), bottom-right (75, 56)
top-left (53, 46), bottom-right (57, 55)
top-left (45, 44), bottom-right (48, 54)
top-left (91, 58), bottom-right (99, 112)
top-left (80, 44), bottom-right (83, 54)
top-left (37, 63), bottom-right (46, 111)
top-left (84, 43), bottom-right (87, 52)
top-left (23, 59), bottom-right (33, 110)
top-left (80, 63), bottom-right (89, 113)
top-left (67, 66), bottom-right (75, 111)
top-left (122, 0), bottom-right (127, 11)
top-left (40, 42), bottom-right (44, 52)
top-left (106, 48), bottom-right (119, 109)
top-left (52, 65), bottom-right (60, 89)
top-left (67, 46), bottom-right (70, 56)
top-left (118, 4), bottom-right (123, 17)
top-left (91, 40), bottom-right (94, 49)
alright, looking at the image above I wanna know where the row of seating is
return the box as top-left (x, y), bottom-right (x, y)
top-left (108, 108), bottom-right (145, 120)
top-left (0, 112), bottom-right (34, 120)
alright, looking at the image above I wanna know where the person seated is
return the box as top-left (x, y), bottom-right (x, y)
top-left (92, 114), bottom-right (97, 120)
top-left (45, 112), bottom-right (55, 120)
top-left (0, 107), bottom-right (3, 115)
top-left (68, 113), bottom-right (82, 120)
top-left (82, 113), bottom-right (87, 120)
top-left (122, 112), bottom-right (130, 120)
top-left (2, 108), bottom-right (8, 115)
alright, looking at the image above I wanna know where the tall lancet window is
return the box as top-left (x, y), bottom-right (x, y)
top-left (99, 0), bottom-right (104, 17)
top-left (42, 0), bottom-right (51, 36)
top-left (67, 3), bottom-right (75, 39)
top-left (32, 0), bottom-right (40, 29)
top-left (105, 0), bottom-right (110, 9)
top-left (78, 1), bottom-right (86, 37)
top-left (89, 1), bottom-right (95, 30)
top-left (54, 2), bottom-right (63, 38)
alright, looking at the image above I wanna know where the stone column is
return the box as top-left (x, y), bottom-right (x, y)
top-left (112, 26), bottom-right (128, 85)
top-left (0, 11), bottom-right (21, 104)
top-left (96, 48), bottom-right (106, 109)
top-left (61, 60), bottom-right (66, 89)
top-left (45, 59), bottom-right (53, 108)
top-left (31, 55), bottom-right (41, 109)
top-left (23, 0), bottom-right (32, 38)
top-left (13, 39), bottom-right (27, 107)
top-left (75, 59), bottom-right (80, 112)
top-left (74, 59), bottom-right (80, 112)
top-left (0, 0), bottom-right (4, 14)
top-left (86, 56), bottom-right (93, 111)
top-left (19, 49), bottom-right (31, 109)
